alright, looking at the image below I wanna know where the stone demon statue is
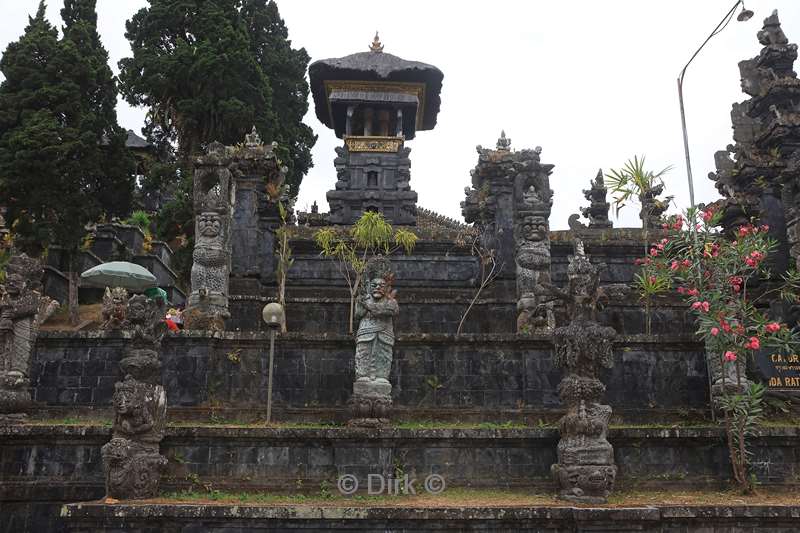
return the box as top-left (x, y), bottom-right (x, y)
top-left (348, 256), bottom-right (399, 426)
top-left (0, 253), bottom-right (57, 420)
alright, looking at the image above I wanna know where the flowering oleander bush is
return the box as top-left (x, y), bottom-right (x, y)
top-left (634, 206), bottom-right (799, 492)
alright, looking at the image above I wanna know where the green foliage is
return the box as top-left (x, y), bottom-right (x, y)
top-left (635, 206), bottom-right (800, 492)
top-left (119, 0), bottom-right (315, 195)
top-left (605, 155), bottom-right (672, 218)
top-left (314, 212), bottom-right (417, 333)
top-left (0, 0), bottom-right (134, 256)
top-left (126, 210), bottom-right (152, 232)
top-left (241, 0), bottom-right (316, 197)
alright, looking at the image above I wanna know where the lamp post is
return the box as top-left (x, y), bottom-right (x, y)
top-left (262, 302), bottom-right (285, 423)
top-left (677, 1), bottom-right (753, 208)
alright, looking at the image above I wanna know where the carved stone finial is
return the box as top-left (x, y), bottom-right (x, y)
top-left (496, 130), bottom-right (511, 151)
top-left (245, 126), bottom-right (262, 147)
top-left (369, 32), bottom-right (384, 53)
top-left (580, 169), bottom-right (612, 229)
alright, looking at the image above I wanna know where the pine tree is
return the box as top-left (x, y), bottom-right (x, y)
top-left (0, 2), bottom-right (73, 255)
top-left (242, 0), bottom-right (315, 197)
top-left (0, 1), bottom-right (134, 323)
top-left (60, 0), bottom-right (135, 219)
top-left (119, 0), bottom-right (274, 160)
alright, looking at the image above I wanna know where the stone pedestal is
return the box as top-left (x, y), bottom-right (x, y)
top-left (348, 378), bottom-right (392, 427)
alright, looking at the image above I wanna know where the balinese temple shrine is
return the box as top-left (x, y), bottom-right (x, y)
top-left (309, 34), bottom-right (443, 225)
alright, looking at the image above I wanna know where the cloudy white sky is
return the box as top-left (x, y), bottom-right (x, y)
top-left (3, 1), bottom-right (800, 229)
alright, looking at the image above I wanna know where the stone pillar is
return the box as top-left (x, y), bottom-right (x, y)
top-left (348, 256), bottom-right (398, 427)
top-left (101, 295), bottom-right (167, 499)
top-left (183, 142), bottom-right (236, 330)
top-left (462, 133), bottom-right (555, 334)
top-left (0, 254), bottom-right (57, 422)
top-left (546, 240), bottom-right (618, 503)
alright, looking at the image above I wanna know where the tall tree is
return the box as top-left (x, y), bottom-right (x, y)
top-left (0, 0), bottom-right (134, 323)
top-left (118, 0), bottom-right (274, 160)
top-left (60, 0), bottom-right (135, 220)
top-left (242, 0), bottom-right (315, 197)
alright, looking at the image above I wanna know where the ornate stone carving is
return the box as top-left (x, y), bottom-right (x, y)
top-left (101, 287), bottom-right (129, 330)
top-left (0, 253), bottom-right (57, 421)
top-left (461, 136), bottom-right (555, 335)
top-left (544, 239), bottom-right (619, 503)
top-left (708, 11), bottom-right (798, 273)
top-left (344, 135), bottom-right (403, 153)
top-left (184, 142), bottom-right (236, 330)
top-left (581, 169), bottom-right (612, 229)
top-left (101, 293), bottom-right (167, 499)
top-left (639, 183), bottom-right (671, 229)
top-left (348, 256), bottom-right (398, 426)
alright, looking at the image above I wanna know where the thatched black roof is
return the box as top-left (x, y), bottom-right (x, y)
top-left (309, 50), bottom-right (443, 132)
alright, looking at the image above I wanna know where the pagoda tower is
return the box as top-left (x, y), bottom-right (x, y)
top-left (309, 34), bottom-right (443, 225)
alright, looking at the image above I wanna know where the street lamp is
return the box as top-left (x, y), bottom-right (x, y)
top-left (262, 302), bottom-right (285, 423)
top-left (677, 1), bottom-right (753, 208)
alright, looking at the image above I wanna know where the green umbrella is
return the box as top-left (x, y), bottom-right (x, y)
top-left (144, 286), bottom-right (168, 304)
top-left (80, 261), bottom-right (158, 291)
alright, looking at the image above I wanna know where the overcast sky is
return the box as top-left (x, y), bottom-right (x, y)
top-left (3, 1), bottom-right (799, 229)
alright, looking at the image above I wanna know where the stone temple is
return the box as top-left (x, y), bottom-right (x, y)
top-left (3, 14), bottom-right (800, 533)
top-left (309, 33), bottom-right (443, 225)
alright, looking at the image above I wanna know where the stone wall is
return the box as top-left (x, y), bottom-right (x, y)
top-left (30, 332), bottom-right (707, 414)
top-left (4, 424), bottom-right (800, 532)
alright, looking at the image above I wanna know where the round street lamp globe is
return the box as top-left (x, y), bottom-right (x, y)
top-left (737, 9), bottom-right (754, 22)
top-left (262, 303), bottom-right (285, 329)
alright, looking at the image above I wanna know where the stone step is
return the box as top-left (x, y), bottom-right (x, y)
top-left (58, 502), bottom-right (800, 533)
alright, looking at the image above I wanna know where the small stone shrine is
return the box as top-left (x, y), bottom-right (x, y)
top-left (545, 239), bottom-right (618, 503)
top-left (308, 33), bottom-right (443, 225)
top-left (581, 169), bottom-right (612, 229)
top-left (0, 254), bottom-right (57, 421)
top-left (348, 256), bottom-right (398, 426)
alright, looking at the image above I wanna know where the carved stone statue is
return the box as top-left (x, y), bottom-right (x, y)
top-left (544, 239), bottom-right (619, 503)
top-left (348, 256), bottom-right (398, 426)
top-left (0, 253), bottom-right (57, 421)
top-left (101, 287), bottom-right (129, 330)
top-left (101, 293), bottom-right (167, 499)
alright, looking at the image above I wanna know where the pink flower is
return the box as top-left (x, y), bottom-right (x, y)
top-left (648, 275), bottom-right (657, 284)
top-left (701, 301), bottom-right (710, 312)
top-left (695, 223), bottom-right (702, 230)
top-left (702, 209), bottom-right (714, 222)
top-left (687, 288), bottom-right (699, 297)
top-left (650, 248), bottom-right (659, 257)
top-left (746, 336), bottom-right (761, 350)
top-left (670, 261), bottom-right (680, 271)
top-left (691, 301), bottom-right (710, 312)
top-left (681, 259), bottom-right (692, 267)
top-left (657, 243), bottom-right (665, 251)
top-left (662, 223), bottom-right (670, 229)
top-left (745, 258), bottom-right (757, 268)
top-left (677, 286), bottom-right (686, 294)
top-left (724, 351), bottom-right (737, 362)
top-left (738, 226), bottom-right (750, 237)
top-left (721, 321), bottom-right (732, 333)
top-left (766, 322), bottom-right (781, 334)
top-left (760, 224), bottom-right (770, 232)
top-left (710, 327), bottom-right (720, 336)
top-left (660, 238), bottom-right (669, 245)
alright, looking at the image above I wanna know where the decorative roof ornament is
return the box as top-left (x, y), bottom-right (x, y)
top-left (369, 32), bottom-right (384, 53)
top-left (245, 126), bottom-right (261, 147)
top-left (496, 130), bottom-right (511, 151)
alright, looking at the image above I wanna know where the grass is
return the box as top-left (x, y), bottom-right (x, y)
top-left (25, 417), bottom-right (112, 427)
top-left (152, 486), bottom-right (800, 508)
